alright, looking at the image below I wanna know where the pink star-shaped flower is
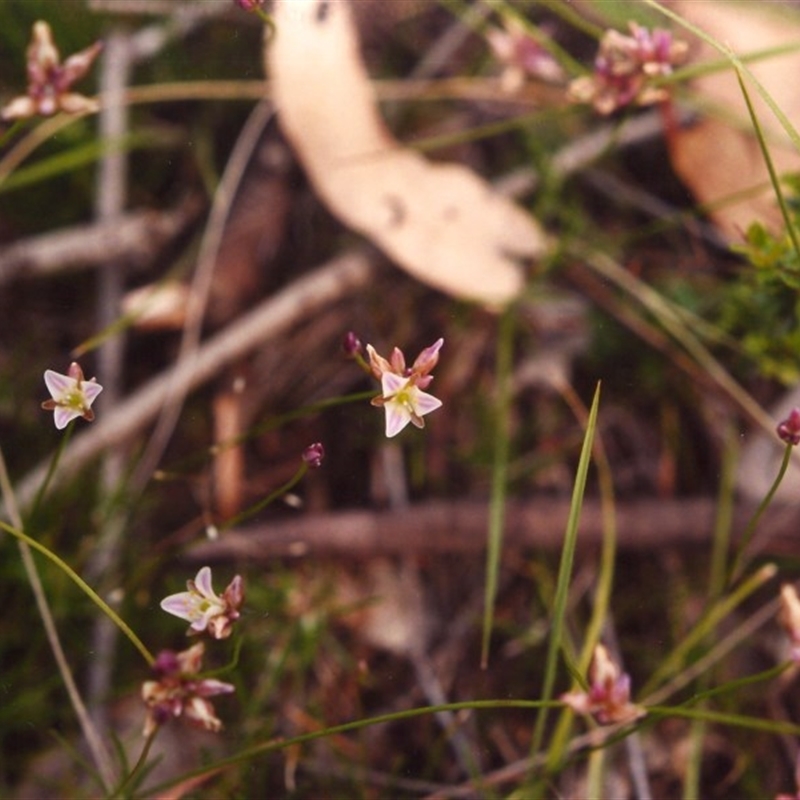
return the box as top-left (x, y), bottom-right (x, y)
top-left (366, 338), bottom-right (444, 437)
top-left (160, 566), bottom-right (244, 640)
top-left (42, 362), bottom-right (103, 430)
top-left (2, 21), bottom-right (102, 121)
top-left (561, 643), bottom-right (645, 725)
top-left (378, 372), bottom-right (443, 438)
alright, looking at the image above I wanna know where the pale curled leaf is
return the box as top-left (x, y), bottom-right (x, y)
top-left (669, 0), bottom-right (800, 239)
top-left (266, 0), bottom-right (548, 307)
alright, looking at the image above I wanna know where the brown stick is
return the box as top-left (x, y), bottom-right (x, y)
top-left (185, 496), bottom-right (800, 561)
top-left (0, 199), bottom-right (201, 287)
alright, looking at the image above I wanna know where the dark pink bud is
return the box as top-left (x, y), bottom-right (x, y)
top-left (411, 338), bottom-right (443, 378)
top-left (342, 331), bottom-right (363, 357)
top-left (778, 408), bottom-right (800, 446)
top-left (302, 442), bottom-right (325, 468)
top-left (223, 575), bottom-right (244, 613)
top-left (152, 649), bottom-right (181, 678)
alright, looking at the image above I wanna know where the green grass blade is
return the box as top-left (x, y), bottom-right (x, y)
top-left (0, 519), bottom-right (154, 666)
top-left (0, 132), bottom-right (165, 194)
top-left (733, 67), bottom-right (800, 259)
top-left (643, 0), bottom-right (800, 153)
top-left (529, 382), bottom-right (601, 768)
top-left (481, 309), bottom-right (515, 668)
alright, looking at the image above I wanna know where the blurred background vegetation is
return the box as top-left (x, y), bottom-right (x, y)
top-left (2, 1), bottom-right (800, 797)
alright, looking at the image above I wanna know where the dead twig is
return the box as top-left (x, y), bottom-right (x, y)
top-left (184, 496), bottom-right (800, 562)
top-left (0, 199), bottom-right (201, 287)
top-left (85, 27), bottom-right (133, 735)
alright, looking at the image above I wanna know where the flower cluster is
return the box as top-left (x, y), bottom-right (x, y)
top-left (145, 567), bottom-right (244, 736)
top-left (2, 21), bottom-right (102, 121)
top-left (568, 22), bottom-right (687, 115)
top-left (487, 18), bottom-right (565, 93)
top-left (160, 566), bottom-right (244, 640)
top-left (366, 338), bottom-right (444, 438)
top-left (42, 362), bottom-right (103, 430)
top-left (141, 642), bottom-right (235, 737)
top-left (560, 643), bottom-right (645, 724)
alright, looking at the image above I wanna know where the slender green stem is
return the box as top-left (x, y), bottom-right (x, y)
top-left (734, 67), bottom-right (800, 259)
top-left (161, 391), bottom-right (375, 478)
top-left (684, 430), bottom-right (739, 800)
top-left (481, 309), bottom-right (514, 668)
top-left (147, 699), bottom-right (561, 796)
top-left (586, 748), bottom-right (606, 800)
top-left (0, 445), bottom-right (118, 791)
top-left (643, 593), bottom-right (780, 708)
top-left (203, 635), bottom-right (244, 679)
top-left (666, 42), bottom-right (800, 87)
top-left (710, 430), bottom-right (739, 598)
top-left (220, 462), bottom-right (308, 531)
top-left (542, 382), bottom-right (616, 785)
top-left (683, 714), bottom-right (705, 800)
top-left (0, 118), bottom-right (29, 149)
top-left (565, 385), bottom-right (617, 674)
top-left (647, 704), bottom-right (800, 736)
top-left (0, 519), bottom-right (154, 666)
top-left (109, 731), bottom-right (157, 799)
top-left (536, 0), bottom-right (605, 39)
top-left (573, 244), bottom-right (775, 437)
top-left (27, 423), bottom-right (73, 528)
top-left (728, 443), bottom-right (792, 586)
top-left (253, 6), bottom-right (275, 34)
top-left (643, 0), bottom-right (800, 152)
top-left (641, 564), bottom-right (777, 697)
top-left (680, 659), bottom-right (792, 708)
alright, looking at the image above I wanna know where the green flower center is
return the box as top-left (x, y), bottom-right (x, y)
top-left (63, 389), bottom-right (86, 411)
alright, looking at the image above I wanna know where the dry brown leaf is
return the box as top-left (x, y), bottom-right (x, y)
top-left (266, 0), bottom-right (547, 307)
top-left (669, 0), bottom-right (800, 240)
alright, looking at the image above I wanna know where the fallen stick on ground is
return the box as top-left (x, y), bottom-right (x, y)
top-left (186, 496), bottom-right (800, 561)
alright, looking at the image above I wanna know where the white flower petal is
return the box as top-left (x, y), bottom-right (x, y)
top-left (44, 369), bottom-right (77, 400)
top-left (82, 380), bottom-right (104, 403)
top-left (160, 592), bottom-right (195, 622)
top-left (412, 389), bottom-right (442, 417)
top-left (380, 371), bottom-right (407, 397)
top-left (193, 566), bottom-right (216, 599)
top-left (384, 401), bottom-right (412, 437)
top-left (53, 406), bottom-right (80, 429)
